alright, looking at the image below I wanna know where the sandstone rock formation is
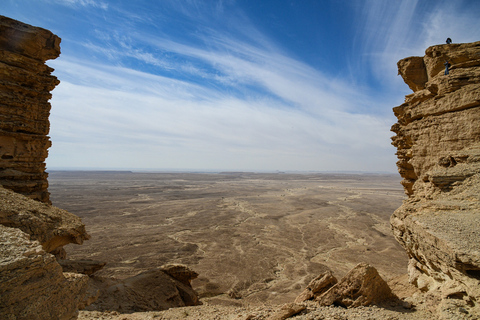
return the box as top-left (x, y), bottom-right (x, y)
top-left (295, 263), bottom-right (395, 308)
top-left (0, 224), bottom-right (89, 320)
top-left (85, 264), bottom-right (201, 313)
top-left (0, 185), bottom-right (90, 257)
top-left (0, 15), bottom-right (61, 204)
top-left (391, 41), bottom-right (480, 317)
top-left (0, 16), bottom-right (94, 319)
top-left (294, 270), bottom-right (337, 304)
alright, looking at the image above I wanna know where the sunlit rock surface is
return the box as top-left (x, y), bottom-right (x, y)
top-left (0, 15), bottom-right (61, 204)
top-left (391, 41), bottom-right (480, 317)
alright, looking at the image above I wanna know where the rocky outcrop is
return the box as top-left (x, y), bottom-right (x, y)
top-left (0, 225), bottom-right (89, 320)
top-left (0, 15), bottom-right (61, 204)
top-left (391, 41), bottom-right (480, 317)
top-left (0, 17), bottom-right (94, 319)
top-left (85, 264), bottom-right (201, 313)
top-left (295, 264), bottom-right (395, 308)
top-left (0, 185), bottom-right (90, 256)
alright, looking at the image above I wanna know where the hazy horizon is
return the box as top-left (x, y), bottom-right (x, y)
top-left (4, 0), bottom-right (480, 172)
top-left (46, 167), bottom-right (399, 175)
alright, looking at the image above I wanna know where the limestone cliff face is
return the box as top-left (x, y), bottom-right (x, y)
top-left (391, 41), bottom-right (480, 314)
top-left (0, 15), bottom-right (61, 204)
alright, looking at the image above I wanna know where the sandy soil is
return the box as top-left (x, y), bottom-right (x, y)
top-left (49, 171), bottom-right (412, 316)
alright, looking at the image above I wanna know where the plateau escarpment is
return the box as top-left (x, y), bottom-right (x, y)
top-left (0, 15), bottom-right (61, 204)
top-left (391, 41), bottom-right (480, 317)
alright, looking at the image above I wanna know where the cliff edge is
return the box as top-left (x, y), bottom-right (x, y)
top-left (391, 41), bottom-right (480, 318)
top-left (0, 15), bottom-right (61, 204)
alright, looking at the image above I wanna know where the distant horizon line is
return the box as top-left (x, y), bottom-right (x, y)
top-left (46, 167), bottom-right (398, 175)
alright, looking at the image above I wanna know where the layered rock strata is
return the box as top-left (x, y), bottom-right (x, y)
top-left (0, 224), bottom-right (89, 320)
top-left (0, 185), bottom-right (90, 257)
top-left (0, 15), bottom-right (61, 204)
top-left (295, 263), bottom-right (395, 308)
top-left (391, 41), bottom-right (480, 315)
top-left (0, 185), bottom-right (91, 319)
top-left (85, 264), bottom-right (201, 312)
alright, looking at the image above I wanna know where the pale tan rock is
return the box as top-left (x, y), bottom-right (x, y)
top-left (85, 265), bottom-right (201, 312)
top-left (0, 186), bottom-right (90, 254)
top-left (0, 225), bottom-right (88, 320)
top-left (294, 270), bottom-right (337, 303)
top-left (391, 41), bottom-right (480, 316)
top-left (265, 303), bottom-right (305, 320)
top-left (0, 15), bottom-right (61, 203)
top-left (315, 263), bottom-right (395, 308)
top-left (397, 56), bottom-right (428, 92)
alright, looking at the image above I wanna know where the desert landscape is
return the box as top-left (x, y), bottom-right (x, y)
top-left (49, 171), bottom-right (407, 306)
top-left (1, 13), bottom-right (480, 320)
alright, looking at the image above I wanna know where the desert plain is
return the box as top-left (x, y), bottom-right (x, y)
top-left (48, 171), bottom-right (408, 308)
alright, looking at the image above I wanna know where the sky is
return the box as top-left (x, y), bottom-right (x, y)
top-left (3, 0), bottom-right (480, 172)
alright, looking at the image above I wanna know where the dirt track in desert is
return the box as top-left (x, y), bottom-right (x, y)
top-left (49, 171), bottom-right (408, 306)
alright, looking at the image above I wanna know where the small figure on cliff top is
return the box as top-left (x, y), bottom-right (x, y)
top-left (444, 61), bottom-right (451, 75)
top-left (446, 38), bottom-right (452, 44)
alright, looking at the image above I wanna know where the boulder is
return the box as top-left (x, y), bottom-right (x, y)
top-left (315, 263), bottom-right (395, 308)
top-left (0, 225), bottom-right (88, 320)
top-left (294, 270), bottom-right (337, 303)
top-left (85, 265), bottom-right (201, 312)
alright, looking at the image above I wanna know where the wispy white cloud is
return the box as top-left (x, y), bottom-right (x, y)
top-left (352, 0), bottom-right (480, 91)
top-left (47, 0), bottom-right (476, 172)
top-left (48, 0), bottom-right (108, 9)
top-left (48, 54), bottom-right (394, 171)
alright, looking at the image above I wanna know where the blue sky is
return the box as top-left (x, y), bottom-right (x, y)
top-left (3, 0), bottom-right (480, 172)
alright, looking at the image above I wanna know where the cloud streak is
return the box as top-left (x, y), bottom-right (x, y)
top-left (4, 0), bottom-right (471, 172)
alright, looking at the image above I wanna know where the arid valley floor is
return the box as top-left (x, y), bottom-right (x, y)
top-left (49, 171), bottom-right (409, 310)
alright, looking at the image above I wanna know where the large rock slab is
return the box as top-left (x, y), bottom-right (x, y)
top-left (295, 264), bottom-right (395, 308)
top-left (85, 264), bottom-right (201, 312)
top-left (0, 225), bottom-right (88, 320)
top-left (0, 186), bottom-right (90, 254)
top-left (391, 41), bottom-right (480, 316)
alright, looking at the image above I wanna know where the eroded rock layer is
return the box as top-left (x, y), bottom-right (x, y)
top-left (0, 185), bottom-right (90, 256)
top-left (0, 225), bottom-right (89, 320)
top-left (0, 15), bottom-right (61, 204)
top-left (391, 41), bottom-right (480, 315)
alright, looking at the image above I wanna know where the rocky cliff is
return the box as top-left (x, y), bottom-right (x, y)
top-left (391, 41), bottom-right (480, 317)
top-left (0, 16), bottom-right (91, 320)
top-left (0, 15), bottom-right (61, 204)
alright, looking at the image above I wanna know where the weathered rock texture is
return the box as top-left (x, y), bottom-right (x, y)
top-left (0, 15), bottom-right (61, 204)
top-left (0, 185), bottom-right (90, 256)
top-left (0, 224), bottom-right (89, 320)
top-left (0, 185), bottom-right (91, 319)
top-left (295, 264), bottom-right (395, 308)
top-left (85, 264), bottom-right (201, 313)
top-left (391, 41), bottom-right (480, 316)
